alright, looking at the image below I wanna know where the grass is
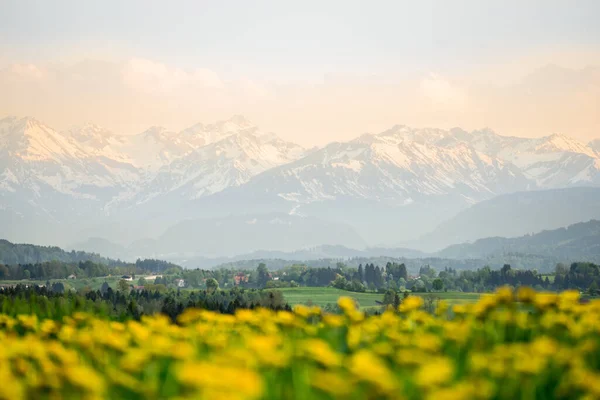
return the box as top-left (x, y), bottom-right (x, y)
top-left (277, 287), bottom-right (481, 309)
top-left (277, 287), bottom-right (384, 309)
top-left (416, 291), bottom-right (481, 306)
top-left (540, 274), bottom-right (556, 283)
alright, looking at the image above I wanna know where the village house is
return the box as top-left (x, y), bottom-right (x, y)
top-left (234, 272), bottom-right (249, 285)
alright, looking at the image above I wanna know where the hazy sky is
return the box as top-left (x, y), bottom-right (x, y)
top-left (1, 0), bottom-right (599, 145)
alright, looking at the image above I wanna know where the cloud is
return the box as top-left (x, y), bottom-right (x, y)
top-left (7, 63), bottom-right (45, 80)
top-left (419, 73), bottom-right (468, 108)
top-left (121, 58), bottom-right (223, 93)
top-left (0, 58), bottom-right (598, 146)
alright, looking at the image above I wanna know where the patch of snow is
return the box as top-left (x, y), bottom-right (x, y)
top-left (331, 160), bottom-right (363, 172)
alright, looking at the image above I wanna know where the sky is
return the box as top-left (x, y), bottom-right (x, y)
top-left (1, 0), bottom-right (599, 146)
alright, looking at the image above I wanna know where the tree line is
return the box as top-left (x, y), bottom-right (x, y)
top-left (0, 259), bottom-right (183, 281)
top-left (0, 239), bottom-right (117, 266)
top-left (0, 284), bottom-right (290, 322)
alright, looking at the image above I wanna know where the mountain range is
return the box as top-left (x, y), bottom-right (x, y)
top-left (70, 219), bottom-right (600, 272)
top-left (417, 186), bottom-right (600, 251)
top-left (1, 115), bottom-right (599, 257)
top-left (436, 219), bottom-right (600, 261)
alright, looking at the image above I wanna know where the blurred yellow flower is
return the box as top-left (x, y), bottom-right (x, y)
top-left (416, 357), bottom-right (454, 387)
top-left (399, 296), bottom-right (424, 313)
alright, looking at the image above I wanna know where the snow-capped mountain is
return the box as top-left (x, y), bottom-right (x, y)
top-left (469, 132), bottom-right (600, 187)
top-left (0, 116), bottom-right (143, 244)
top-left (177, 125), bottom-right (600, 246)
top-left (242, 127), bottom-right (530, 206)
top-left (365, 125), bottom-right (600, 188)
top-left (1, 114), bottom-right (599, 250)
top-left (589, 139), bottom-right (600, 153)
top-left (121, 126), bottom-right (305, 207)
top-left (63, 115), bottom-right (258, 171)
top-left (0, 115), bottom-right (308, 244)
top-left (0, 116), bottom-right (140, 198)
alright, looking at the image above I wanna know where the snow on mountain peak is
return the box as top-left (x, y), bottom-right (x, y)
top-left (122, 125), bottom-right (306, 205)
top-left (0, 116), bottom-right (86, 161)
top-left (537, 133), bottom-right (594, 156)
top-left (141, 126), bottom-right (171, 139)
top-left (64, 123), bottom-right (117, 148)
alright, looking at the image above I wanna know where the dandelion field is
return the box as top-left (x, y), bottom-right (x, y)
top-left (1, 287), bottom-right (599, 399)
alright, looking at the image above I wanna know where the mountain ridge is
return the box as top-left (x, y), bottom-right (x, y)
top-left (2, 115), bottom-right (599, 249)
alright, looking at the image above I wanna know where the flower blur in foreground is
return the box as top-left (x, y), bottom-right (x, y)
top-left (0, 288), bottom-right (598, 399)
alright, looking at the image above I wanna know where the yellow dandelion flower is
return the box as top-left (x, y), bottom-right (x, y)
top-left (178, 362), bottom-right (263, 398)
top-left (338, 296), bottom-right (357, 313)
top-left (399, 296), bottom-right (424, 313)
top-left (322, 314), bottom-right (345, 327)
top-left (534, 293), bottom-right (558, 310)
top-left (64, 365), bottom-right (105, 394)
top-left (350, 350), bottom-right (397, 393)
top-left (301, 339), bottom-right (341, 367)
top-left (514, 355), bottom-right (546, 375)
top-left (293, 304), bottom-right (312, 319)
top-left (414, 333), bottom-right (442, 353)
top-left (17, 314), bottom-right (38, 331)
top-left (516, 286), bottom-right (536, 303)
top-left (495, 286), bottom-right (513, 304)
top-left (435, 300), bottom-right (449, 317)
top-left (311, 371), bottom-right (353, 396)
top-left (119, 349), bottom-right (151, 373)
top-left (416, 357), bottom-right (454, 387)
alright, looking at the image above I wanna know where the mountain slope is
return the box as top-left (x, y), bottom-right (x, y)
top-left (0, 115), bottom-right (307, 243)
top-left (0, 238), bottom-right (114, 265)
top-left (432, 128), bottom-right (600, 187)
top-left (63, 115), bottom-right (260, 170)
top-left (122, 127), bottom-right (305, 208)
top-left (0, 116), bottom-right (141, 239)
top-left (109, 213), bottom-right (367, 259)
top-left (182, 126), bottom-right (534, 244)
top-left (437, 219), bottom-right (600, 260)
top-left (419, 187), bottom-right (600, 251)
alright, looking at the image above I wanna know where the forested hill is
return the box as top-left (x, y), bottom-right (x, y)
top-left (0, 239), bottom-right (116, 266)
top-left (437, 219), bottom-right (600, 260)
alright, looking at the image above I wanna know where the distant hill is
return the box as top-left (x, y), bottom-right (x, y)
top-left (437, 219), bottom-right (600, 261)
top-left (161, 245), bottom-right (426, 269)
top-left (71, 214), bottom-right (368, 261)
top-left (209, 253), bottom-right (568, 274)
top-left (68, 237), bottom-right (130, 261)
top-left (0, 239), bottom-right (115, 266)
top-left (418, 187), bottom-right (600, 251)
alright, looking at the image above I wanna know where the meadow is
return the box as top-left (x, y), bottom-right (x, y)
top-left (0, 287), bottom-right (598, 399)
top-left (277, 287), bottom-right (481, 309)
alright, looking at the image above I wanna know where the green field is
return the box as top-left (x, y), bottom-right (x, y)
top-left (276, 287), bottom-right (481, 309)
top-left (277, 287), bottom-right (384, 309)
